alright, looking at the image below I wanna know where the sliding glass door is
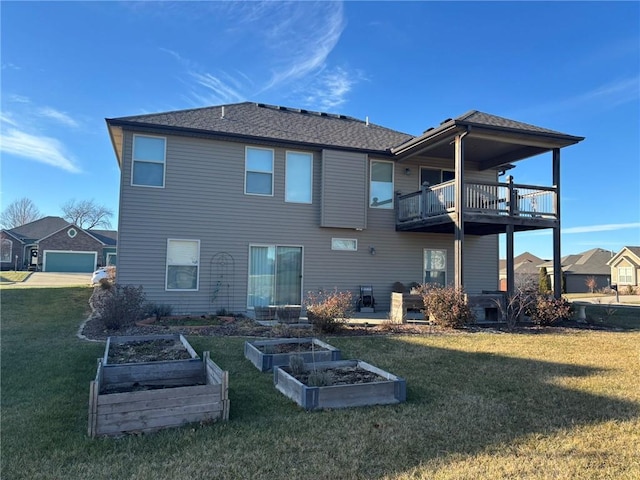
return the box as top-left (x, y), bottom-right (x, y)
top-left (248, 245), bottom-right (302, 307)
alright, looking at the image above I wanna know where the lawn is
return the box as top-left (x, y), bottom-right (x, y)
top-left (2, 288), bottom-right (639, 480)
top-left (0, 271), bottom-right (31, 283)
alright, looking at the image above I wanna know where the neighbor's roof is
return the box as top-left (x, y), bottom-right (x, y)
top-left (539, 248), bottom-right (614, 275)
top-left (89, 229), bottom-right (118, 246)
top-left (607, 246), bottom-right (640, 266)
top-left (106, 102), bottom-right (414, 154)
top-left (5, 216), bottom-right (70, 243)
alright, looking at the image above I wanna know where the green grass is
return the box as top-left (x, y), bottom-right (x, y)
top-left (0, 271), bottom-right (31, 283)
top-left (2, 288), bottom-right (639, 479)
top-left (582, 304), bottom-right (640, 329)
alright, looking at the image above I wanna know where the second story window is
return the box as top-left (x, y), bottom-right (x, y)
top-left (285, 151), bottom-right (312, 203)
top-left (245, 147), bottom-right (274, 196)
top-left (132, 135), bottom-right (166, 187)
top-left (370, 160), bottom-right (394, 209)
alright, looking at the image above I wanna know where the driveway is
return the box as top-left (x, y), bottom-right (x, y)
top-left (6, 272), bottom-right (93, 288)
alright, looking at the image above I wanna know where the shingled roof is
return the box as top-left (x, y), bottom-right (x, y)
top-left (6, 216), bottom-right (70, 243)
top-left (107, 102), bottom-right (414, 153)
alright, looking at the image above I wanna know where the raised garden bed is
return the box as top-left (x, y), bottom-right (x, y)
top-left (244, 337), bottom-right (341, 372)
top-left (88, 334), bottom-right (229, 438)
top-left (274, 359), bottom-right (406, 411)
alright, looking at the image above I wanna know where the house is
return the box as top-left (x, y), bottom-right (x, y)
top-left (607, 246), bottom-right (640, 292)
top-left (0, 216), bottom-right (117, 272)
top-left (105, 102), bottom-right (583, 315)
top-left (498, 252), bottom-right (545, 291)
top-left (538, 248), bottom-right (613, 293)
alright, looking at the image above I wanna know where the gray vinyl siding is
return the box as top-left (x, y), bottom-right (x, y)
top-left (321, 150), bottom-right (367, 229)
top-left (117, 131), bottom-right (500, 314)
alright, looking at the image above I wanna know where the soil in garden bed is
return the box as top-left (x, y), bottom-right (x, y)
top-left (285, 366), bottom-right (386, 386)
top-left (100, 380), bottom-right (205, 395)
top-left (107, 339), bottom-right (193, 364)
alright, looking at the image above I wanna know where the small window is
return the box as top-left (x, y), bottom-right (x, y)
top-left (67, 228), bottom-right (77, 238)
top-left (331, 238), bottom-right (357, 251)
top-left (0, 239), bottom-right (12, 263)
top-left (424, 249), bottom-right (446, 286)
top-left (166, 239), bottom-right (199, 291)
top-left (286, 151), bottom-right (312, 203)
top-left (370, 160), bottom-right (394, 208)
top-left (245, 147), bottom-right (274, 195)
top-left (132, 135), bottom-right (166, 187)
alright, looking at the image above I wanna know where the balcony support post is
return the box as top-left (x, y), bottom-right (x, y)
top-left (454, 131), bottom-right (467, 290)
top-left (552, 148), bottom-right (562, 298)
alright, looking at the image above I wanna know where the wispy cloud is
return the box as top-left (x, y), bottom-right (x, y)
top-left (161, 1), bottom-right (355, 111)
top-left (526, 222), bottom-right (640, 236)
top-left (0, 127), bottom-right (81, 173)
top-left (37, 107), bottom-right (79, 128)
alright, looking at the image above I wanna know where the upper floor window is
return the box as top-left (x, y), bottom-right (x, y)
top-left (132, 135), bottom-right (166, 187)
top-left (166, 239), bottom-right (199, 291)
top-left (0, 239), bottom-right (12, 263)
top-left (286, 151), bottom-right (312, 203)
top-left (370, 160), bottom-right (394, 209)
top-left (618, 266), bottom-right (633, 284)
top-left (245, 147), bottom-right (274, 196)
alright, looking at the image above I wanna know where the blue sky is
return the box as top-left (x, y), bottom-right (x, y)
top-left (1, 1), bottom-right (638, 260)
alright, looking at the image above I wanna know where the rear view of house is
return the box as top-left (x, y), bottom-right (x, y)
top-left (106, 102), bottom-right (583, 315)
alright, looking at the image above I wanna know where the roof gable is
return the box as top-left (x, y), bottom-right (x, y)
top-left (540, 248), bottom-right (614, 275)
top-left (607, 246), bottom-right (640, 267)
top-left (6, 216), bottom-right (70, 242)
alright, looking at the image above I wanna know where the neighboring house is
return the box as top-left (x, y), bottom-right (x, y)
top-left (0, 216), bottom-right (117, 272)
top-left (607, 246), bottom-right (640, 291)
top-left (538, 248), bottom-right (613, 294)
top-left (106, 102), bottom-right (583, 314)
top-left (498, 252), bottom-right (545, 291)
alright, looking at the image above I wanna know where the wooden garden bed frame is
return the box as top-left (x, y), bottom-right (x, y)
top-left (244, 337), bottom-right (341, 372)
top-left (274, 359), bottom-right (406, 411)
top-left (88, 335), bottom-right (229, 438)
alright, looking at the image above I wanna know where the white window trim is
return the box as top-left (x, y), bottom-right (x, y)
top-left (285, 150), bottom-right (313, 204)
top-left (245, 146), bottom-right (274, 196)
top-left (369, 159), bottom-right (395, 209)
top-left (165, 239), bottom-right (200, 291)
top-left (331, 238), bottom-right (357, 251)
top-left (618, 266), bottom-right (634, 285)
top-left (131, 134), bottom-right (166, 188)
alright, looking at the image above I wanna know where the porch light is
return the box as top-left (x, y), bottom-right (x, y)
top-left (405, 167), bottom-right (411, 175)
top-left (369, 246), bottom-right (376, 256)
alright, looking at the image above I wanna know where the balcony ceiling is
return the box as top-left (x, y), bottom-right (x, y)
top-left (392, 111), bottom-right (584, 170)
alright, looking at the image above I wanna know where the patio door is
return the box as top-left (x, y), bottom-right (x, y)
top-left (248, 245), bottom-right (302, 307)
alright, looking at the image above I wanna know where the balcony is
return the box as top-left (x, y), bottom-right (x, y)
top-left (396, 178), bottom-right (558, 236)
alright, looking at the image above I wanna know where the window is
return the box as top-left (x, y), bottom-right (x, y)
top-left (166, 239), bottom-right (199, 290)
top-left (0, 239), bottom-right (12, 263)
top-left (285, 151), bottom-right (312, 203)
top-left (331, 238), bottom-right (357, 251)
top-left (420, 168), bottom-right (455, 187)
top-left (67, 228), bottom-right (77, 238)
top-left (424, 249), bottom-right (446, 286)
top-left (370, 160), bottom-right (394, 208)
top-left (132, 135), bottom-right (166, 187)
top-left (245, 147), bottom-right (274, 195)
top-left (619, 266), bottom-right (633, 284)
top-left (248, 245), bottom-right (302, 307)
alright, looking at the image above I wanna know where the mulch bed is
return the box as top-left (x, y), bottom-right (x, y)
top-left (81, 315), bottom-right (623, 342)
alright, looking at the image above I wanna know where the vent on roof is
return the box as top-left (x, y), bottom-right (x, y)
top-left (256, 103), bottom-right (266, 108)
top-left (423, 127), bottom-right (435, 133)
top-left (278, 106), bottom-right (288, 111)
top-left (320, 112), bottom-right (328, 117)
top-left (300, 109), bottom-right (308, 114)
top-left (440, 118), bottom-right (452, 125)
top-left (339, 115), bottom-right (347, 119)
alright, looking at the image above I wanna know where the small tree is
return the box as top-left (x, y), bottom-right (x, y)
top-left (0, 197), bottom-right (42, 229)
top-left (585, 276), bottom-right (597, 294)
top-left (539, 267), bottom-right (551, 293)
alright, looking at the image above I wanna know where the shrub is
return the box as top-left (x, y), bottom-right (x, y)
top-left (529, 294), bottom-right (572, 326)
top-left (288, 355), bottom-right (305, 376)
top-left (92, 284), bottom-right (147, 330)
top-left (417, 284), bottom-right (475, 328)
top-left (145, 303), bottom-right (173, 321)
top-left (624, 285), bottom-right (635, 295)
top-left (539, 267), bottom-right (551, 293)
top-left (305, 288), bottom-right (354, 333)
top-left (307, 369), bottom-right (334, 387)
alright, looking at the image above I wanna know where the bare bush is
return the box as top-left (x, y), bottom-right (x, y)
top-left (91, 284), bottom-right (147, 330)
top-left (417, 284), bottom-right (475, 328)
top-left (305, 288), bottom-right (354, 333)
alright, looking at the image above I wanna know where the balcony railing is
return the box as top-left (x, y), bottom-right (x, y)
top-left (396, 179), bottom-right (557, 225)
